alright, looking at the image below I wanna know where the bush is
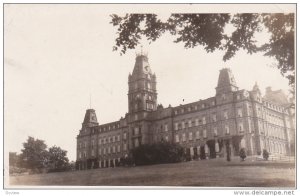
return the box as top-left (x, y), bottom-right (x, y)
top-left (239, 148), bottom-right (247, 161)
top-left (263, 149), bottom-right (269, 161)
top-left (130, 142), bottom-right (185, 166)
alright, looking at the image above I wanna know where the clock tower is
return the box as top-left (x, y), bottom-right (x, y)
top-left (128, 53), bottom-right (157, 117)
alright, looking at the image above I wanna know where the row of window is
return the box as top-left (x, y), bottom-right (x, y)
top-left (267, 140), bottom-right (287, 154)
top-left (174, 126), bottom-right (233, 143)
top-left (153, 124), bottom-right (169, 132)
top-left (173, 110), bottom-right (243, 131)
top-left (78, 133), bottom-right (127, 149)
top-left (174, 101), bottom-right (216, 115)
top-left (264, 124), bottom-right (286, 140)
top-left (78, 143), bottom-right (128, 159)
top-left (97, 123), bottom-right (120, 132)
top-left (263, 101), bottom-right (285, 113)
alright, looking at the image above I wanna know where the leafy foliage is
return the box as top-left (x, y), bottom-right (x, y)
top-left (19, 136), bottom-right (71, 173)
top-left (47, 146), bottom-right (69, 172)
top-left (20, 136), bottom-right (48, 171)
top-left (111, 13), bottom-right (294, 85)
top-left (263, 149), bottom-right (269, 161)
top-left (130, 142), bottom-right (185, 166)
top-left (239, 148), bottom-right (247, 161)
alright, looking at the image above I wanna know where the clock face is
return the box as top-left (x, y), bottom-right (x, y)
top-left (144, 65), bottom-right (149, 72)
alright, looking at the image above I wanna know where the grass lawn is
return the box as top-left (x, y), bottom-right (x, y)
top-left (8, 157), bottom-right (295, 187)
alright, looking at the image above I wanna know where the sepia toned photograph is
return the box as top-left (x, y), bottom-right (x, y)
top-left (3, 3), bottom-right (296, 189)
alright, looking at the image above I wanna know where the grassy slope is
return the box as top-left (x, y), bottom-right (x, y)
top-left (8, 158), bottom-right (295, 187)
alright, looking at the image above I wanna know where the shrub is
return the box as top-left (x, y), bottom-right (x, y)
top-left (239, 148), bottom-right (247, 161)
top-left (263, 149), bottom-right (269, 161)
top-left (130, 142), bottom-right (185, 166)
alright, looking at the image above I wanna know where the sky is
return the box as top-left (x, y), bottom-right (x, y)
top-left (4, 4), bottom-right (295, 162)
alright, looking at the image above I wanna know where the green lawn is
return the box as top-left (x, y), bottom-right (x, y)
top-left (8, 157), bottom-right (295, 187)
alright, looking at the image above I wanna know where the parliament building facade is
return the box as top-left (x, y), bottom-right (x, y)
top-left (76, 54), bottom-right (295, 170)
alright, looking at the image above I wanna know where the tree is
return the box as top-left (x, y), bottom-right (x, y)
top-left (239, 148), bottom-right (247, 161)
top-left (47, 145), bottom-right (69, 172)
top-left (263, 149), bottom-right (269, 161)
top-left (130, 142), bottom-right (185, 166)
top-left (9, 152), bottom-right (21, 167)
top-left (20, 136), bottom-right (48, 171)
top-left (110, 13), bottom-right (294, 86)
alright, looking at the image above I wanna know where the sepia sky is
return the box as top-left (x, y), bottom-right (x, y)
top-left (4, 4), bottom-right (295, 161)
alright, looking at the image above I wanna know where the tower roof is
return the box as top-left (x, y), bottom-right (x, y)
top-left (132, 54), bottom-right (152, 77)
top-left (264, 87), bottom-right (289, 105)
top-left (252, 81), bottom-right (261, 93)
top-left (217, 68), bottom-right (237, 88)
top-left (83, 109), bottom-right (98, 125)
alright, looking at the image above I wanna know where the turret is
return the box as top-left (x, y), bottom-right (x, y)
top-left (215, 68), bottom-right (239, 95)
top-left (82, 109), bottom-right (99, 128)
top-left (128, 52), bottom-right (157, 115)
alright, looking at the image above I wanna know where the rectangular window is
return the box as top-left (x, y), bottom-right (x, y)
top-left (134, 138), bottom-right (139, 147)
top-left (239, 123), bottom-right (244, 132)
top-left (91, 149), bottom-right (95, 156)
top-left (134, 127), bottom-right (139, 135)
top-left (83, 151), bottom-right (86, 158)
top-left (123, 143), bottom-right (127, 151)
top-left (117, 145), bottom-right (120, 152)
top-left (213, 127), bottom-right (218, 136)
top-left (196, 131), bottom-right (200, 139)
top-left (123, 132), bottom-right (127, 140)
top-left (224, 111), bottom-right (228, 119)
top-left (112, 136), bottom-right (115, 143)
top-left (103, 138), bottom-right (106, 144)
top-left (182, 121), bottom-right (185, 129)
top-left (165, 135), bottom-right (169, 141)
top-left (237, 108), bottom-right (243, 117)
top-left (164, 124), bottom-right (168, 132)
top-left (79, 152), bottom-right (81, 159)
top-left (202, 117), bottom-right (206, 125)
top-left (188, 120), bottom-right (192, 128)
top-left (174, 123), bottom-right (178, 130)
top-left (113, 146), bottom-right (116, 153)
top-left (182, 133), bottom-right (186, 142)
top-left (225, 125), bottom-right (230, 135)
top-left (212, 114), bottom-right (217, 122)
top-left (98, 148), bottom-right (101, 155)
top-left (103, 148), bottom-right (106, 155)
top-left (203, 129), bottom-right (207, 138)
top-left (108, 147), bottom-right (111, 154)
top-left (98, 139), bottom-right (101, 145)
top-left (117, 135), bottom-right (120, 141)
top-left (195, 118), bottom-right (199, 126)
top-left (189, 132), bottom-right (193, 140)
top-left (175, 134), bottom-right (179, 143)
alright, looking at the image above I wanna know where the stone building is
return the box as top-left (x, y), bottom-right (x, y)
top-left (76, 54), bottom-right (294, 170)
